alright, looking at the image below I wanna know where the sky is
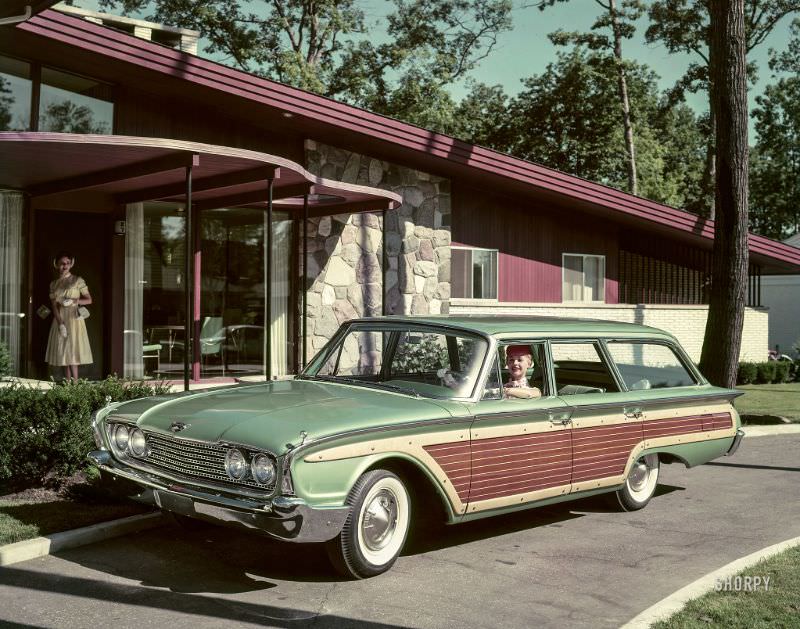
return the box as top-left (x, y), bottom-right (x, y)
top-left (69, 0), bottom-right (796, 129)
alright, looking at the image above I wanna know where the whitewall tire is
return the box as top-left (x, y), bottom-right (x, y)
top-left (326, 469), bottom-right (411, 579)
top-left (615, 454), bottom-right (660, 511)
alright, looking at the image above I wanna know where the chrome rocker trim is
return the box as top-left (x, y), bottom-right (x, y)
top-left (725, 428), bottom-right (745, 457)
top-left (87, 450), bottom-right (349, 543)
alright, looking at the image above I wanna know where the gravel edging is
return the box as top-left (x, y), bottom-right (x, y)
top-left (0, 512), bottom-right (165, 567)
top-left (620, 536), bottom-right (800, 629)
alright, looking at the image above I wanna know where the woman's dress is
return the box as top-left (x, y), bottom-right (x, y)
top-left (45, 275), bottom-right (93, 366)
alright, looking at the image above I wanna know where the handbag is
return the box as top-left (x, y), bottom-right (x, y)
top-left (77, 306), bottom-right (91, 319)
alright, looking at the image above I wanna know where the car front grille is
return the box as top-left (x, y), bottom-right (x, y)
top-left (143, 431), bottom-right (273, 491)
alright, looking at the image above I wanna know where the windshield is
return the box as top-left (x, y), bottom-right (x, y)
top-left (301, 324), bottom-right (489, 400)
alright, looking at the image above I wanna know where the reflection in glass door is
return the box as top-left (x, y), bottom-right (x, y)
top-left (125, 203), bottom-right (293, 380)
top-left (0, 191), bottom-right (25, 375)
top-left (199, 208), bottom-right (292, 378)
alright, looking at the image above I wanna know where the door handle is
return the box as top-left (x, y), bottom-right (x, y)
top-left (624, 407), bottom-right (643, 420)
top-left (548, 411), bottom-right (572, 426)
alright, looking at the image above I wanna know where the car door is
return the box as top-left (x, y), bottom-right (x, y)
top-left (465, 341), bottom-right (572, 515)
top-left (550, 339), bottom-right (645, 494)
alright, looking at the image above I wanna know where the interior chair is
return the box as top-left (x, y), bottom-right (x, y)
top-left (199, 316), bottom-right (226, 375)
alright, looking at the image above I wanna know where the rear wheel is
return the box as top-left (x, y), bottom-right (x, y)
top-left (615, 454), bottom-right (659, 511)
top-left (326, 469), bottom-right (411, 579)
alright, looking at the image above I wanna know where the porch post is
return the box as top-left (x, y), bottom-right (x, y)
top-left (265, 178), bottom-right (274, 380)
top-left (382, 208), bottom-right (387, 316)
top-left (183, 164), bottom-right (192, 391)
top-left (302, 193), bottom-right (308, 368)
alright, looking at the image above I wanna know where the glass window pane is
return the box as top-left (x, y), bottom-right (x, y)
top-left (472, 249), bottom-right (487, 298)
top-left (0, 55), bottom-right (32, 131)
top-left (563, 255), bottom-right (583, 301)
top-left (584, 256), bottom-right (605, 301)
top-left (451, 249), bottom-right (471, 298)
top-left (607, 342), bottom-right (697, 389)
top-left (39, 67), bottom-right (113, 134)
top-left (551, 342), bottom-right (619, 394)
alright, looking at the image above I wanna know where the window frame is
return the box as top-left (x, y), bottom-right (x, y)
top-left (548, 338), bottom-right (625, 395)
top-left (561, 253), bottom-right (606, 303)
top-left (600, 338), bottom-right (705, 391)
top-left (451, 245), bottom-right (499, 301)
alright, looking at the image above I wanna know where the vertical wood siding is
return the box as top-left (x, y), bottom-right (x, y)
top-left (452, 183), bottom-right (619, 303)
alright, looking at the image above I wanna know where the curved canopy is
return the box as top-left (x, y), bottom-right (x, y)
top-left (0, 132), bottom-right (401, 216)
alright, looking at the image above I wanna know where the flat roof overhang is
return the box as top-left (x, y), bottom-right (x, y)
top-left (0, 132), bottom-right (402, 216)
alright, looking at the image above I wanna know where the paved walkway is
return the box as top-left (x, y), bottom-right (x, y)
top-left (1, 435), bottom-right (798, 628)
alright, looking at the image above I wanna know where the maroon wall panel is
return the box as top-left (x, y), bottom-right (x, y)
top-left (452, 183), bottom-right (619, 303)
top-left (114, 87), bottom-right (305, 163)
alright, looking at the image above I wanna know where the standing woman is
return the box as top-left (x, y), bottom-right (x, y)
top-left (45, 251), bottom-right (93, 380)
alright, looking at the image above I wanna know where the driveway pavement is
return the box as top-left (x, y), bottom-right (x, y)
top-left (1, 434), bottom-right (799, 629)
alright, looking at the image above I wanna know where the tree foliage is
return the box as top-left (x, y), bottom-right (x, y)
top-left (749, 18), bottom-right (800, 239)
top-left (547, 0), bottom-right (645, 194)
top-left (96, 0), bottom-right (512, 131)
top-left (467, 48), bottom-right (705, 208)
top-left (646, 0), bottom-right (800, 217)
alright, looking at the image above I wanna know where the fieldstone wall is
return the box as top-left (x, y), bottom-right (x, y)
top-left (303, 140), bottom-right (451, 362)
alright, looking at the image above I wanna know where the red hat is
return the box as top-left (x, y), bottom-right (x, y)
top-left (506, 345), bottom-right (532, 358)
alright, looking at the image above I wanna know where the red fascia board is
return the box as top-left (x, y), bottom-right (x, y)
top-left (18, 11), bottom-right (800, 271)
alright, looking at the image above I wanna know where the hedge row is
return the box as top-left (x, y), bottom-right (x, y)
top-left (736, 361), bottom-right (797, 385)
top-left (0, 377), bottom-right (172, 487)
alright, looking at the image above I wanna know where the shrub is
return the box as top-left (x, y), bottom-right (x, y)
top-left (0, 340), bottom-right (11, 378)
top-left (774, 360), bottom-right (791, 384)
top-left (736, 362), bottom-right (758, 385)
top-left (755, 361), bottom-right (777, 384)
top-left (0, 376), bottom-right (172, 488)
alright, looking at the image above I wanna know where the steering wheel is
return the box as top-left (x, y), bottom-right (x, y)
top-left (437, 368), bottom-right (471, 390)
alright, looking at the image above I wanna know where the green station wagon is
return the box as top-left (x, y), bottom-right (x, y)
top-left (89, 316), bottom-right (744, 578)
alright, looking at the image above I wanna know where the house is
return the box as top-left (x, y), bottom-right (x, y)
top-left (1, 2), bottom-right (799, 385)
top-left (761, 232), bottom-right (800, 357)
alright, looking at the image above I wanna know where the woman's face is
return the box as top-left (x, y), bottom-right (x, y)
top-left (56, 256), bottom-right (73, 275)
top-left (506, 352), bottom-right (532, 380)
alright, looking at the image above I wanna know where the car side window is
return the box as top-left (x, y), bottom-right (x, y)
top-left (551, 341), bottom-right (619, 395)
top-left (606, 341), bottom-right (697, 389)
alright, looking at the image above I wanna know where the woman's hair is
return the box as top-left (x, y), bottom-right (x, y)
top-left (52, 251), bottom-right (76, 269)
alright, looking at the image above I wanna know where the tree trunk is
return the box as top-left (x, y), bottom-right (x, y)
top-left (609, 0), bottom-right (638, 196)
top-left (699, 0), bottom-right (749, 388)
top-left (701, 110), bottom-right (717, 220)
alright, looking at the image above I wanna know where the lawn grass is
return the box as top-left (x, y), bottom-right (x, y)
top-left (653, 545), bottom-right (800, 629)
top-left (736, 383), bottom-right (800, 421)
top-left (0, 499), bottom-right (149, 545)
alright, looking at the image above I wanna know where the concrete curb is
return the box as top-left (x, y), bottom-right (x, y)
top-left (741, 424), bottom-right (800, 437)
top-left (621, 536), bottom-right (800, 629)
top-left (0, 512), bottom-right (165, 567)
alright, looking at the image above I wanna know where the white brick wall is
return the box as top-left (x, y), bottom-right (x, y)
top-left (450, 300), bottom-right (769, 363)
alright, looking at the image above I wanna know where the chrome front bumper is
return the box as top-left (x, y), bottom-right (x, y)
top-left (725, 429), bottom-right (745, 456)
top-left (87, 450), bottom-right (349, 543)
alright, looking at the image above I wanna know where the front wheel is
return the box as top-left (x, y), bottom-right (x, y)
top-left (326, 469), bottom-right (411, 579)
top-left (615, 454), bottom-right (660, 511)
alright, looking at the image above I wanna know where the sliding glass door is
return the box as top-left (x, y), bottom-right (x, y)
top-left (124, 202), bottom-right (293, 379)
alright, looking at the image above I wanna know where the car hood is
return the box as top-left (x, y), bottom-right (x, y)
top-left (106, 379), bottom-right (463, 453)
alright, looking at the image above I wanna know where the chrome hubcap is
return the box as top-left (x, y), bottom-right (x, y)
top-left (628, 460), bottom-right (650, 492)
top-left (361, 489), bottom-right (398, 551)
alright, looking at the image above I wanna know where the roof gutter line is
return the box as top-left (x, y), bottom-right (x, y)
top-left (0, 5), bottom-right (31, 26)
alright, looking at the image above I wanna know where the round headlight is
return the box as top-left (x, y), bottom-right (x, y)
top-left (129, 428), bottom-right (147, 457)
top-left (225, 448), bottom-right (248, 481)
top-left (250, 453), bottom-right (276, 485)
top-left (113, 424), bottom-right (130, 452)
